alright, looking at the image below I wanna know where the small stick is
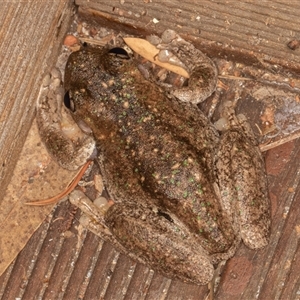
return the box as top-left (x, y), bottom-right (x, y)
top-left (79, 37), bottom-right (111, 47)
top-left (260, 131), bottom-right (300, 152)
top-left (218, 74), bottom-right (253, 81)
top-left (25, 161), bottom-right (92, 206)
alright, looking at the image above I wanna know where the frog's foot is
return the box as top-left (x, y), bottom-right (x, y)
top-left (149, 29), bottom-right (218, 104)
top-left (69, 189), bottom-right (113, 236)
top-left (214, 101), bottom-right (259, 144)
top-left (68, 190), bottom-right (144, 258)
top-left (37, 68), bottom-right (96, 170)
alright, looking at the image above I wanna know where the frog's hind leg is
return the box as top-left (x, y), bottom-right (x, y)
top-left (70, 189), bottom-right (215, 285)
top-left (104, 201), bottom-right (214, 285)
top-left (215, 117), bottom-right (270, 250)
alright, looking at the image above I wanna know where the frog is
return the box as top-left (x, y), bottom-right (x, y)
top-left (36, 29), bottom-right (270, 285)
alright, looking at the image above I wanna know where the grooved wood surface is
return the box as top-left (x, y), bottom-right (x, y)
top-left (0, 0), bottom-right (73, 205)
top-left (1, 140), bottom-right (300, 300)
top-left (1, 1), bottom-right (300, 300)
top-left (77, 0), bottom-right (300, 72)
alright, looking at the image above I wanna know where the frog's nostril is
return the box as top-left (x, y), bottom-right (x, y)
top-left (64, 91), bottom-right (75, 112)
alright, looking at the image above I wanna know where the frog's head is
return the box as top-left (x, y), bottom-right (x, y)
top-left (64, 47), bottom-right (104, 91)
top-left (65, 46), bottom-right (131, 90)
top-left (63, 46), bottom-right (133, 136)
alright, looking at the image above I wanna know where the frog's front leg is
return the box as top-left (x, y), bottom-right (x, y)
top-left (37, 68), bottom-right (96, 170)
top-left (70, 189), bottom-right (214, 285)
top-left (215, 102), bottom-right (270, 249)
top-left (150, 29), bottom-right (218, 104)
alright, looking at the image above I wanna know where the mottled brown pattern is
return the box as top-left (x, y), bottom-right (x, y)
top-left (36, 32), bottom-right (269, 285)
top-left (2, 1), bottom-right (300, 299)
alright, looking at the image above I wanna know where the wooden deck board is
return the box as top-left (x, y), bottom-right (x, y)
top-left (0, 0), bottom-right (73, 205)
top-left (77, 0), bottom-right (300, 72)
top-left (1, 1), bottom-right (300, 299)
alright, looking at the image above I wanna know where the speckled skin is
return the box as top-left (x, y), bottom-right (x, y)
top-left (38, 31), bottom-right (270, 285)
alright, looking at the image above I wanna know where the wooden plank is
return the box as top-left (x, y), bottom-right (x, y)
top-left (76, 0), bottom-right (300, 73)
top-left (0, 0), bottom-right (73, 205)
top-left (1, 1), bottom-right (300, 300)
top-left (1, 137), bottom-right (299, 300)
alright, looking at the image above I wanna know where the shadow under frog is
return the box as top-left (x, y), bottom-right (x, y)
top-left (36, 30), bottom-right (270, 285)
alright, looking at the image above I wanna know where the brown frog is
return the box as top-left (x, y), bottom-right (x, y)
top-left (36, 30), bottom-right (270, 285)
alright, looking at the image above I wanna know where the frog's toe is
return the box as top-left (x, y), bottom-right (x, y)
top-left (241, 221), bottom-right (270, 249)
top-left (156, 49), bottom-right (186, 69)
top-left (172, 64), bottom-right (218, 103)
top-left (161, 29), bottom-right (179, 44)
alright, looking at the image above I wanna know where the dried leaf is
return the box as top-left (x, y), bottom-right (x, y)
top-left (124, 37), bottom-right (189, 78)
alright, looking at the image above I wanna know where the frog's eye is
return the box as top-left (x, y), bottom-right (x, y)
top-left (108, 47), bottom-right (130, 60)
top-left (157, 210), bottom-right (174, 223)
top-left (64, 91), bottom-right (75, 112)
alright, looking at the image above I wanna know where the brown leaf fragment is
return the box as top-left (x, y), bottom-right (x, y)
top-left (124, 37), bottom-right (189, 78)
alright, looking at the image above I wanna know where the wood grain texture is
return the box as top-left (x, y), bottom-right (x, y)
top-left (1, 140), bottom-right (299, 299)
top-left (76, 0), bottom-right (300, 72)
top-left (0, 0), bottom-right (73, 206)
top-left (1, 1), bottom-right (300, 300)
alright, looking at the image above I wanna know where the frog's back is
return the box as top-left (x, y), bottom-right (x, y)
top-left (66, 47), bottom-right (238, 259)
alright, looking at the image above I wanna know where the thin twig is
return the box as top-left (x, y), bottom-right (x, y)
top-left (218, 75), bottom-right (253, 81)
top-left (260, 131), bottom-right (300, 152)
top-left (79, 37), bottom-right (111, 47)
top-left (25, 161), bottom-right (92, 206)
